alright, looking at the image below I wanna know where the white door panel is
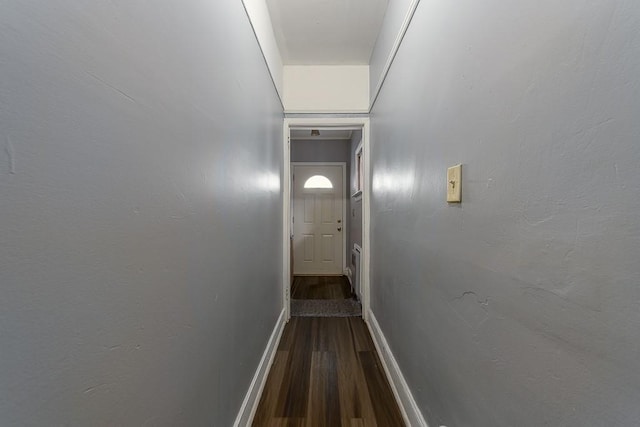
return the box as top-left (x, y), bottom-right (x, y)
top-left (292, 164), bottom-right (344, 275)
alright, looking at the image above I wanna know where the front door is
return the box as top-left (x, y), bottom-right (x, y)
top-left (292, 164), bottom-right (344, 275)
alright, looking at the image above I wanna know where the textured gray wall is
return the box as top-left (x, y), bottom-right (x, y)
top-left (0, 1), bottom-right (283, 425)
top-left (370, 0), bottom-right (640, 426)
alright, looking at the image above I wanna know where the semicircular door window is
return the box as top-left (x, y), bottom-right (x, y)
top-left (304, 175), bottom-right (333, 189)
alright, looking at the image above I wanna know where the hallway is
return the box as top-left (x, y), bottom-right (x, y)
top-left (253, 276), bottom-right (403, 426)
top-left (2, 0), bottom-right (640, 425)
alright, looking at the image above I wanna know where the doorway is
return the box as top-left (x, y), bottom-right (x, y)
top-left (291, 163), bottom-right (346, 275)
top-left (282, 118), bottom-right (371, 322)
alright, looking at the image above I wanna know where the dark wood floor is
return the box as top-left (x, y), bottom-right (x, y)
top-left (291, 275), bottom-right (353, 300)
top-left (252, 317), bottom-right (405, 427)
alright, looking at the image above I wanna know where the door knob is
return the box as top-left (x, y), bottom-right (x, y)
top-left (337, 227), bottom-right (342, 232)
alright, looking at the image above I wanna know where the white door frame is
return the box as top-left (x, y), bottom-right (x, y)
top-left (282, 118), bottom-right (371, 321)
top-left (291, 162), bottom-right (347, 275)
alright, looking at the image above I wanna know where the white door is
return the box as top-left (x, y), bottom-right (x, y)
top-left (292, 164), bottom-right (344, 275)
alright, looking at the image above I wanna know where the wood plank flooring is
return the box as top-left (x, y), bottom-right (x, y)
top-left (252, 317), bottom-right (405, 427)
top-left (292, 276), bottom-right (353, 300)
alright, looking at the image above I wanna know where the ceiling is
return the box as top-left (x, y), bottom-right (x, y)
top-left (290, 129), bottom-right (353, 140)
top-left (265, 0), bottom-right (389, 65)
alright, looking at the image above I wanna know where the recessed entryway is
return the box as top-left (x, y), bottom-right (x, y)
top-left (282, 118), bottom-right (371, 322)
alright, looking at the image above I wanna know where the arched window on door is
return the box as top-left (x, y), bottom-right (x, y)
top-left (304, 175), bottom-right (333, 189)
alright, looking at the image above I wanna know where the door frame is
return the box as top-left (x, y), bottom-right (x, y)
top-left (291, 162), bottom-right (347, 276)
top-left (282, 118), bottom-right (371, 321)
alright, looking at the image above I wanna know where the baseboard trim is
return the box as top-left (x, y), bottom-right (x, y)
top-left (233, 308), bottom-right (286, 427)
top-left (366, 309), bottom-right (428, 427)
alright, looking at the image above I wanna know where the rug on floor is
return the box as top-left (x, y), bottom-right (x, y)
top-left (291, 298), bottom-right (362, 317)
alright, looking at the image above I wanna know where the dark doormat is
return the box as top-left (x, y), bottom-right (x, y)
top-left (291, 298), bottom-right (362, 317)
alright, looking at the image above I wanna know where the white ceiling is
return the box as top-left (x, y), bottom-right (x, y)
top-left (265, 0), bottom-right (389, 65)
top-left (290, 129), bottom-right (353, 140)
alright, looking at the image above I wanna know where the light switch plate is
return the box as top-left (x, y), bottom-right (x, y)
top-left (447, 164), bottom-right (462, 203)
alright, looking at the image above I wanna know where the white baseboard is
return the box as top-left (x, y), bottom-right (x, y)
top-left (366, 309), bottom-right (428, 427)
top-left (233, 308), bottom-right (286, 427)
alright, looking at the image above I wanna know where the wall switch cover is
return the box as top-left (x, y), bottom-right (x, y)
top-left (447, 164), bottom-right (462, 203)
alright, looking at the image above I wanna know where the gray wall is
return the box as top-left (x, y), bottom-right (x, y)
top-left (291, 139), bottom-right (351, 163)
top-left (0, 1), bottom-right (283, 425)
top-left (370, 0), bottom-right (640, 426)
top-left (368, 0), bottom-right (415, 101)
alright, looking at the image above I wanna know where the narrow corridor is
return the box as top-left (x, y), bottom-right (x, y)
top-left (3, 1), bottom-right (639, 425)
